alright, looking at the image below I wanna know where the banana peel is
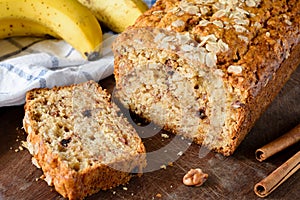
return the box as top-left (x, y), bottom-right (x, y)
top-left (0, 18), bottom-right (60, 39)
top-left (0, 0), bottom-right (102, 61)
top-left (77, 0), bottom-right (149, 33)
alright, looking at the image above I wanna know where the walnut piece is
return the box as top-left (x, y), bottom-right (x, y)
top-left (183, 168), bottom-right (208, 187)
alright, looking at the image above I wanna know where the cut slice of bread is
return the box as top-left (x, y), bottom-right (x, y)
top-left (23, 80), bottom-right (146, 200)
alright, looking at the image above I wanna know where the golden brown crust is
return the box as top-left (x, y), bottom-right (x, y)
top-left (132, 0), bottom-right (300, 97)
top-left (113, 0), bottom-right (300, 156)
top-left (228, 40), bottom-right (300, 155)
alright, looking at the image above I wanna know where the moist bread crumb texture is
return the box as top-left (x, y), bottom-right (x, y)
top-left (23, 81), bottom-right (146, 200)
top-left (113, 0), bottom-right (300, 156)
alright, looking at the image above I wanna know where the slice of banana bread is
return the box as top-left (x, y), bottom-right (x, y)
top-left (22, 80), bottom-right (146, 200)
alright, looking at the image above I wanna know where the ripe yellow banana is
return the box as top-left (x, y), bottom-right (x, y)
top-left (0, 18), bottom-right (60, 39)
top-left (77, 0), bottom-right (148, 33)
top-left (0, 0), bottom-right (102, 60)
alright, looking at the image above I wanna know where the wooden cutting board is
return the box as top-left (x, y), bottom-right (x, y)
top-left (0, 66), bottom-right (299, 200)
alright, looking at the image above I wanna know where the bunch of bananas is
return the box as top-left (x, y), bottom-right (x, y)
top-left (0, 0), bottom-right (148, 61)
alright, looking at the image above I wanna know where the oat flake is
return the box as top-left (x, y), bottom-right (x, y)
top-left (172, 19), bottom-right (185, 27)
top-left (227, 65), bottom-right (243, 74)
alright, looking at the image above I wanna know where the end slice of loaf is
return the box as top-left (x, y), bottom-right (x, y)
top-left (112, 0), bottom-right (300, 156)
top-left (23, 80), bottom-right (146, 200)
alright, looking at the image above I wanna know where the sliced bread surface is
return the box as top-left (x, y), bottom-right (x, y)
top-left (23, 80), bottom-right (146, 200)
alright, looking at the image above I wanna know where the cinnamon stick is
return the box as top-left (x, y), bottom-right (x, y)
top-left (255, 123), bottom-right (300, 162)
top-left (254, 151), bottom-right (300, 198)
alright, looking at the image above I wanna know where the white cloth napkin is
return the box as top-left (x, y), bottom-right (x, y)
top-left (0, 0), bottom-right (157, 107)
top-left (0, 33), bottom-right (117, 107)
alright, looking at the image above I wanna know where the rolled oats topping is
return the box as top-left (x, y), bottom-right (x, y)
top-left (213, 68), bottom-right (225, 77)
top-left (186, 5), bottom-right (200, 15)
top-left (227, 65), bottom-right (243, 74)
top-left (245, 0), bottom-right (256, 7)
top-left (212, 9), bottom-right (227, 18)
top-left (199, 19), bottom-right (211, 27)
top-left (152, 0), bottom-right (268, 70)
top-left (179, 0), bottom-right (200, 15)
top-left (152, 10), bottom-right (164, 15)
top-left (212, 20), bottom-right (224, 28)
top-left (206, 41), bottom-right (219, 52)
top-left (125, 0), bottom-right (290, 72)
top-left (234, 18), bottom-right (250, 26)
top-left (246, 0), bottom-right (261, 7)
top-left (200, 6), bottom-right (210, 15)
top-left (172, 19), bottom-right (186, 28)
top-left (238, 35), bottom-right (249, 43)
top-left (217, 39), bottom-right (229, 52)
top-left (199, 34), bottom-right (218, 47)
top-left (282, 14), bottom-right (293, 26)
top-left (206, 52), bottom-right (217, 68)
top-left (253, 21), bottom-right (262, 29)
top-left (182, 44), bottom-right (195, 52)
top-left (152, 29), bottom-right (229, 68)
top-left (169, 7), bottom-right (181, 14)
top-left (233, 24), bottom-right (249, 33)
top-left (284, 19), bottom-right (292, 26)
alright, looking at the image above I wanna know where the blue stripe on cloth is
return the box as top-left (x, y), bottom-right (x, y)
top-left (144, 0), bottom-right (156, 8)
top-left (65, 47), bottom-right (75, 58)
top-left (37, 69), bottom-right (47, 88)
top-left (1, 63), bottom-right (48, 88)
top-left (39, 78), bottom-right (47, 88)
top-left (0, 38), bottom-right (46, 61)
top-left (50, 56), bottom-right (59, 67)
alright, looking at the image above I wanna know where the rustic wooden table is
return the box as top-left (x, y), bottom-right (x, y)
top-left (0, 66), bottom-right (299, 200)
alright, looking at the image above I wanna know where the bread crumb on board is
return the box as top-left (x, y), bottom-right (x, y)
top-left (160, 164), bottom-right (167, 170)
top-left (156, 193), bottom-right (162, 198)
top-left (12, 127), bottom-right (27, 152)
top-left (177, 151), bottom-right (183, 156)
top-left (161, 133), bottom-right (169, 139)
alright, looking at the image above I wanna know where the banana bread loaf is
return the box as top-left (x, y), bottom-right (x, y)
top-left (112, 0), bottom-right (300, 156)
top-left (23, 80), bottom-right (146, 200)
